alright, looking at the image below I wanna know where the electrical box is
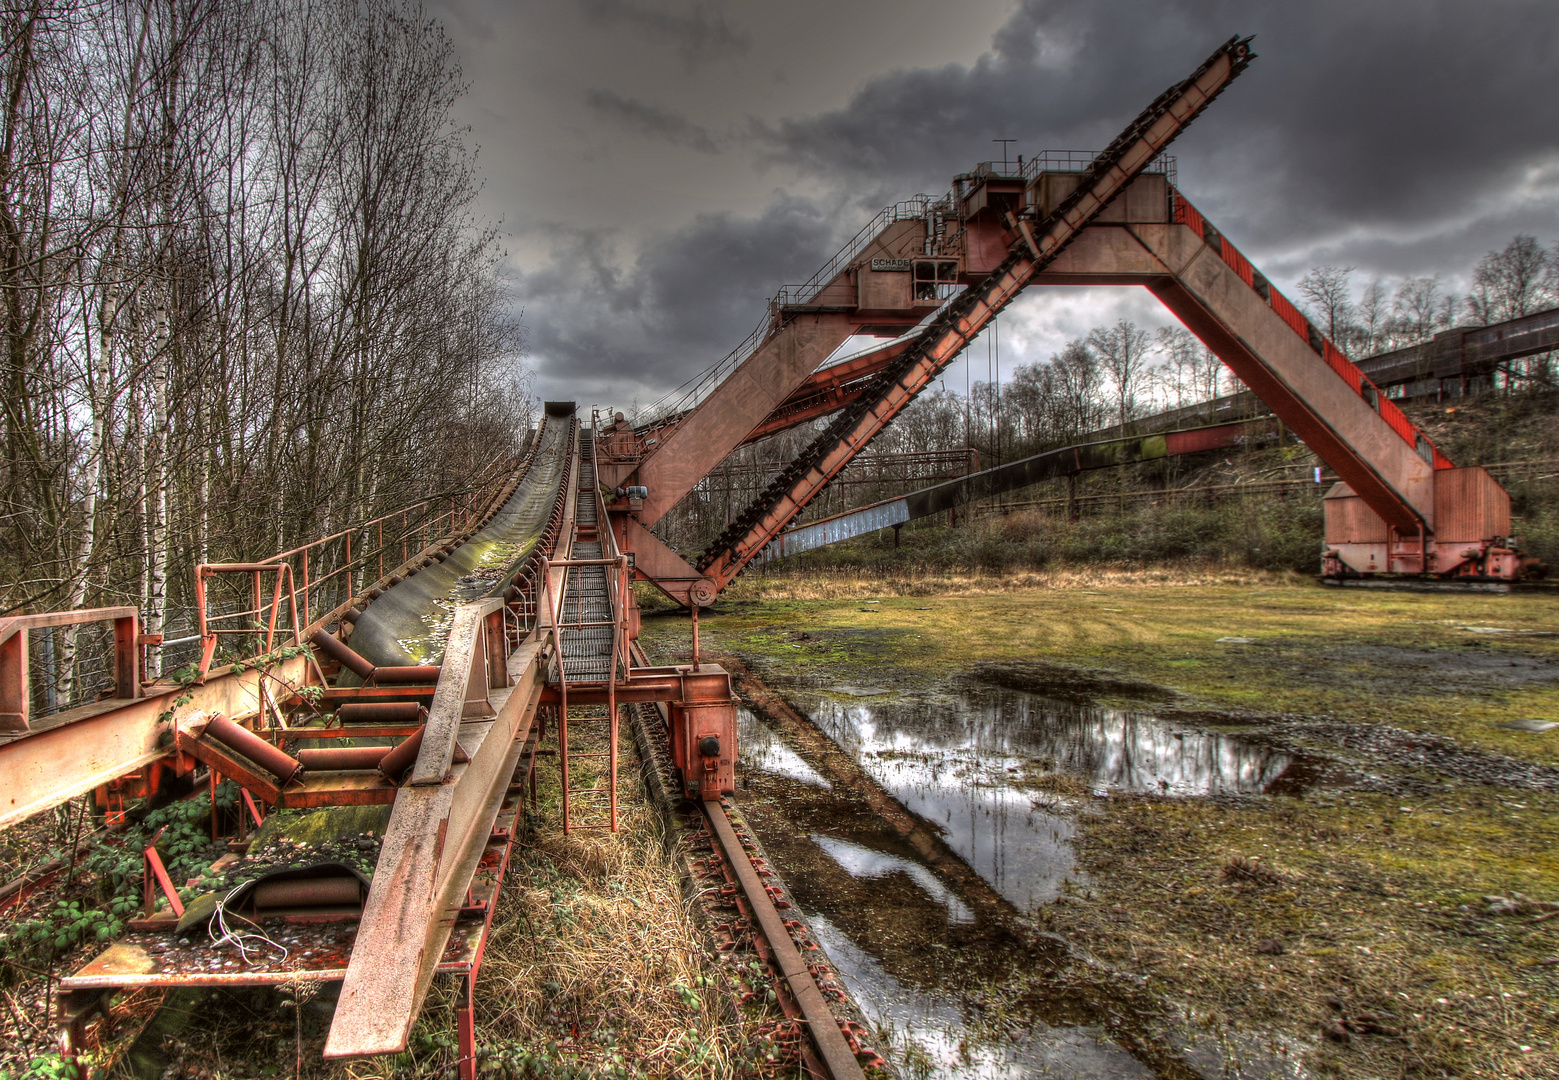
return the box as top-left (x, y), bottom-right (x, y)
top-left (670, 699), bottom-right (736, 799)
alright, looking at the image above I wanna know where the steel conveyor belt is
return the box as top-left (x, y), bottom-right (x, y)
top-left (346, 417), bottom-right (574, 668)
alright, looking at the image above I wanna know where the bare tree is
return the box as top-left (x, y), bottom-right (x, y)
top-left (1393, 276), bottom-right (1442, 345)
top-left (1154, 325), bottom-right (1221, 404)
top-left (1296, 265), bottom-right (1355, 349)
top-left (1467, 235), bottom-right (1555, 323)
top-left (0, 0), bottom-right (534, 712)
top-left (1088, 319), bottom-right (1151, 428)
top-left (1354, 278), bottom-right (1389, 355)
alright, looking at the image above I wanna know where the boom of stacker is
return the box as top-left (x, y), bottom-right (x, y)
top-left (605, 35), bottom-right (1532, 594)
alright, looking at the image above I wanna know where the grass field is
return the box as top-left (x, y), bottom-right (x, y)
top-left (642, 573), bottom-right (1559, 1079)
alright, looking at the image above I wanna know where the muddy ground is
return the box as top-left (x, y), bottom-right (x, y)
top-left (641, 574), bottom-right (1559, 1080)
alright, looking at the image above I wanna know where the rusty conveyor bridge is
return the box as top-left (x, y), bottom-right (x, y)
top-left (7, 32), bottom-right (1533, 1079)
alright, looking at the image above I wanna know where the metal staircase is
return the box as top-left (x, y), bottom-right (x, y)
top-left (546, 429), bottom-right (630, 830)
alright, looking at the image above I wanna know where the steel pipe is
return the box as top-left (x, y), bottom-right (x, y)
top-left (377, 728), bottom-right (425, 783)
top-left (311, 630), bottom-right (375, 679)
top-left (337, 702), bottom-right (426, 725)
top-left (252, 876), bottom-right (363, 910)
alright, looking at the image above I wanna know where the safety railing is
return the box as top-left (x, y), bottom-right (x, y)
top-left (497, 422), bottom-right (577, 643)
top-left (191, 439), bottom-right (533, 680)
top-left (1018, 149), bottom-right (1175, 185)
top-left (633, 316), bottom-right (771, 431)
top-left (635, 195), bottom-right (952, 429)
top-left (190, 497), bottom-right (462, 678)
top-left (772, 195), bottom-right (938, 309)
top-left (0, 607), bottom-right (141, 734)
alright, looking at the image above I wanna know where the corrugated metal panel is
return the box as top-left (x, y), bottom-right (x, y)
top-left (1433, 467), bottom-right (1510, 543)
top-left (1323, 483), bottom-right (1390, 544)
top-left (760, 499), bottom-right (910, 562)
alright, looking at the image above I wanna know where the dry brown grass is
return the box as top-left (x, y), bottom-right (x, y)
top-left (461, 727), bottom-right (774, 1079)
top-left (720, 564), bottom-right (1305, 603)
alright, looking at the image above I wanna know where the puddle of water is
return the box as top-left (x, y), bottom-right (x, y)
top-left (790, 684), bottom-right (1297, 910)
top-left (808, 911), bottom-right (1153, 1080)
top-left (740, 708), bottom-right (832, 789)
top-left (736, 677), bottom-right (1313, 1080)
top-left (812, 834), bottom-right (974, 925)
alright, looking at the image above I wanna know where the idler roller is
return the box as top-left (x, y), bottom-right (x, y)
top-left (311, 630), bottom-right (374, 679)
top-left (252, 876), bottom-right (363, 911)
top-left (309, 630), bottom-right (440, 685)
top-left (203, 716), bottom-right (305, 785)
top-left (337, 702), bottom-right (426, 725)
top-left (296, 746), bottom-right (390, 771)
top-left (377, 727), bottom-right (426, 783)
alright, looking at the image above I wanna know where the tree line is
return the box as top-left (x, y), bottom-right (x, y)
top-left (1, 0), bottom-right (530, 685)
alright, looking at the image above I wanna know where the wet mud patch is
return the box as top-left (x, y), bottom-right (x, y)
top-left (970, 659), bottom-right (1178, 704)
top-left (1277, 719), bottom-right (1559, 793)
top-left (1202, 637), bottom-right (1559, 700)
top-left (732, 666), bottom-right (1313, 1079)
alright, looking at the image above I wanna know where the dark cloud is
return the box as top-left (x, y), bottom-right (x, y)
top-left (580, 0), bottom-right (751, 71)
top-left (515, 197), bottom-right (837, 405)
top-left (584, 89), bottom-right (720, 152)
top-left (494, 0), bottom-right (1559, 401)
top-left (760, 0), bottom-right (1559, 266)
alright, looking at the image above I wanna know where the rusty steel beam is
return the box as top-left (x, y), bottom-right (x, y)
top-left (622, 314), bottom-right (859, 523)
top-left (739, 339), bottom-right (913, 447)
top-left (325, 629), bottom-right (544, 1058)
top-left (698, 36), bottom-right (1256, 587)
top-left (1030, 215), bottom-right (1445, 535)
top-left (0, 652), bottom-right (312, 830)
top-left (612, 516), bottom-right (718, 608)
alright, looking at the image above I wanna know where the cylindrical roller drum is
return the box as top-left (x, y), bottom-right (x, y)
top-left (377, 727), bottom-right (425, 783)
top-left (203, 716), bottom-right (304, 785)
top-left (252, 876), bottom-right (363, 910)
top-left (336, 702), bottom-right (426, 725)
top-left (296, 746), bottom-right (389, 771)
top-left (309, 630), bottom-right (376, 679)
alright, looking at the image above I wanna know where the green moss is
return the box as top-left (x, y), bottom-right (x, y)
top-left (250, 804), bottom-right (391, 849)
top-left (646, 581), bottom-right (1559, 766)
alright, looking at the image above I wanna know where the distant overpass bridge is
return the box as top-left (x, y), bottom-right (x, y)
top-left (1082, 304), bottom-right (1559, 440)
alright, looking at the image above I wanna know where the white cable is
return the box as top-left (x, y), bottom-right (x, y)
top-left (208, 883), bottom-right (289, 965)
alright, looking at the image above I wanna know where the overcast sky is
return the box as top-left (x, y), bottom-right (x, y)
top-left (425, 0), bottom-right (1559, 412)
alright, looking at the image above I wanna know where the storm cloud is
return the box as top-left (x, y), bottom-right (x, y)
top-left (514, 198), bottom-right (839, 407)
top-left (431, 0), bottom-right (1559, 405)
